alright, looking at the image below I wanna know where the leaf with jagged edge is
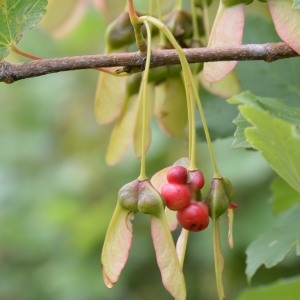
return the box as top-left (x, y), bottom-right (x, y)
top-left (241, 105), bottom-right (300, 193)
top-left (101, 203), bottom-right (134, 288)
top-left (154, 77), bottom-right (188, 137)
top-left (203, 2), bottom-right (245, 82)
top-left (105, 94), bottom-right (138, 165)
top-left (0, 0), bottom-right (48, 60)
top-left (245, 205), bottom-right (300, 282)
top-left (269, 0), bottom-right (300, 54)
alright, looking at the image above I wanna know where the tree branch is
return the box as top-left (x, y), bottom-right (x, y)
top-left (0, 42), bottom-right (298, 84)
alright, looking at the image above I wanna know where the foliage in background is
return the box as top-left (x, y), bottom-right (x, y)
top-left (1, 0), bottom-right (300, 299)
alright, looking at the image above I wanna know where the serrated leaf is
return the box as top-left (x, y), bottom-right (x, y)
top-left (231, 113), bottom-right (252, 149)
top-left (0, 0), bottom-right (48, 60)
top-left (229, 91), bottom-right (300, 149)
top-left (270, 177), bottom-right (300, 214)
top-left (154, 77), bottom-right (188, 137)
top-left (105, 94), bottom-right (138, 165)
top-left (246, 205), bottom-right (300, 281)
top-left (269, 0), bottom-right (300, 54)
top-left (240, 105), bottom-right (300, 193)
top-left (150, 214), bottom-right (186, 300)
top-left (203, 3), bottom-right (245, 82)
top-left (94, 70), bottom-right (127, 124)
top-left (238, 276), bottom-right (300, 300)
top-left (133, 83), bottom-right (154, 158)
top-left (101, 203), bottom-right (134, 287)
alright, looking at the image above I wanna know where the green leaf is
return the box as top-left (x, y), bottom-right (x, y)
top-left (229, 91), bottom-right (300, 149)
top-left (240, 105), bottom-right (300, 193)
top-left (101, 203), bottom-right (134, 288)
top-left (231, 112), bottom-right (252, 149)
top-left (238, 276), bottom-right (300, 300)
top-left (150, 213), bottom-right (186, 300)
top-left (0, 0), bottom-right (48, 60)
top-left (293, 1), bottom-right (300, 9)
top-left (245, 205), bottom-right (300, 281)
top-left (270, 177), bottom-right (300, 214)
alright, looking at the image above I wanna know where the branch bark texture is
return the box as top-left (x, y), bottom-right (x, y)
top-left (0, 42), bottom-right (298, 84)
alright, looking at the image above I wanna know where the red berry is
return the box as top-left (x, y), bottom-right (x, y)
top-left (189, 170), bottom-right (205, 191)
top-left (161, 183), bottom-right (191, 211)
top-left (176, 201), bottom-right (209, 232)
top-left (167, 166), bottom-right (188, 184)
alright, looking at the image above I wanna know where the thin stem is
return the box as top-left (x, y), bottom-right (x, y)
top-left (12, 45), bottom-right (41, 60)
top-left (127, 0), bottom-right (147, 53)
top-left (190, 0), bottom-right (200, 42)
top-left (212, 217), bottom-right (226, 300)
top-left (138, 20), bottom-right (152, 181)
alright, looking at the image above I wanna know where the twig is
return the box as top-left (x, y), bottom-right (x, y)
top-left (0, 42), bottom-right (298, 84)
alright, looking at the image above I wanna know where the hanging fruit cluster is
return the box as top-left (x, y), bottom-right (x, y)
top-left (98, 1), bottom-right (249, 300)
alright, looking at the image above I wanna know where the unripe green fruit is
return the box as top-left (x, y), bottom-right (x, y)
top-left (106, 12), bottom-right (135, 50)
top-left (137, 180), bottom-right (164, 217)
top-left (222, 0), bottom-right (253, 7)
top-left (164, 10), bottom-right (194, 41)
top-left (118, 179), bottom-right (139, 212)
top-left (204, 177), bottom-right (230, 218)
top-left (223, 176), bottom-right (234, 202)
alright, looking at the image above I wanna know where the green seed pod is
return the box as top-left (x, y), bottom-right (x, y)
top-left (223, 176), bottom-right (234, 202)
top-left (222, 0), bottom-right (254, 7)
top-left (204, 177), bottom-right (230, 218)
top-left (106, 12), bottom-right (135, 50)
top-left (164, 10), bottom-right (194, 41)
top-left (137, 180), bottom-right (164, 217)
top-left (126, 73), bottom-right (142, 96)
top-left (118, 179), bottom-right (139, 212)
top-left (148, 66), bottom-right (168, 85)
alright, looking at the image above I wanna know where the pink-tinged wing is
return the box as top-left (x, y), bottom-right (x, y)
top-left (203, 3), bottom-right (245, 82)
top-left (269, 0), bottom-right (300, 54)
top-left (150, 214), bottom-right (186, 300)
top-left (101, 203), bottom-right (134, 287)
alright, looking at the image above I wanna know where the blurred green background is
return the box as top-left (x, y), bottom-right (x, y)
top-left (1, 1), bottom-right (300, 299)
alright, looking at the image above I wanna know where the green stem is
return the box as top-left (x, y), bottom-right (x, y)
top-left (138, 20), bottom-right (152, 181)
top-left (212, 216), bottom-right (226, 300)
top-left (139, 15), bottom-right (220, 176)
top-left (190, 0), bottom-right (200, 42)
top-left (127, 0), bottom-right (147, 53)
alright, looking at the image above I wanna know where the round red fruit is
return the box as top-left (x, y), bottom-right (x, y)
top-left (177, 201), bottom-right (209, 232)
top-left (161, 183), bottom-right (191, 211)
top-left (189, 170), bottom-right (205, 191)
top-left (167, 166), bottom-right (188, 184)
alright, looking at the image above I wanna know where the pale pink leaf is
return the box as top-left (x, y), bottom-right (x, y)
top-left (150, 214), bottom-right (186, 300)
top-left (203, 3), bottom-right (245, 82)
top-left (175, 228), bottom-right (189, 267)
top-left (101, 203), bottom-right (134, 287)
top-left (269, 0), bottom-right (300, 54)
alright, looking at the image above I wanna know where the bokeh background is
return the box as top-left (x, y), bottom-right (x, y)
top-left (1, 1), bottom-right (300, 299)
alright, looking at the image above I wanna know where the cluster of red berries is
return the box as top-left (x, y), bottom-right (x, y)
top-left (161, 166), bottom-right (209, 232)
